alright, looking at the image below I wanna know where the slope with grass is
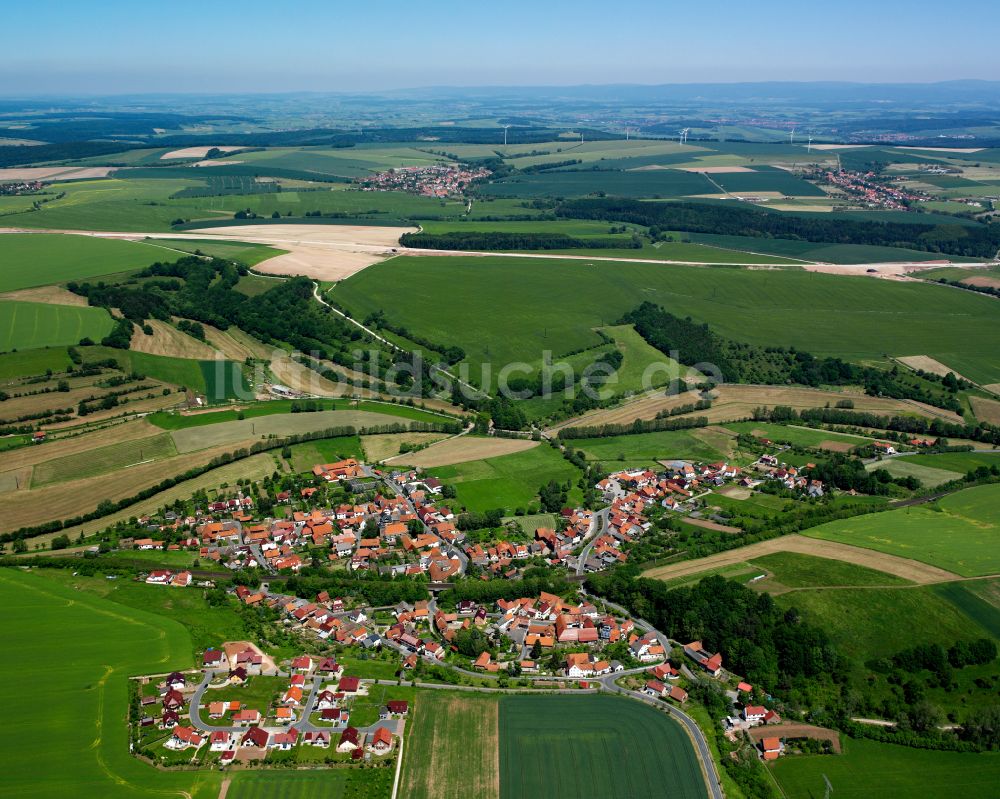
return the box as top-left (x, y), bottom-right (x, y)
top-left (805, 483), bottom-right (1000, 577)
top-left (0, 300), bottom-right (114, 351)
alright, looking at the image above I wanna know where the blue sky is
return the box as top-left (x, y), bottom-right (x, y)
top-left (2, 0), bottom-right (996, 93)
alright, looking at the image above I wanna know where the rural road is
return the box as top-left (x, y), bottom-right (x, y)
top-left (575, 506), bottom-right (609, 575)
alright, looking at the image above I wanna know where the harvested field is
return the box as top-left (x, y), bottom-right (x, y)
top-left (268, 351), bottom-right (357, 397)
top-left (748, 723), bottom-right (841, 753)
top-left (30, 433), bottom-right (177, 488)
top-left (388, 436), bottom-right (538, 468)
top-left (550, 384), bottom-right (961, 433)
top-left (0, 285), bottom-right (88, 306)
top-left (896, 355), bottom-right (972, 381)
top-left (400, 692), bottom-right (499, 799)
top-left (361, 432), bottom-right (449, 462)
top-left (0, 440), bottom-right (258, 533)
top-left (202, 326), bottom-right (265, 362)
top-left (169, 409), bottom-right (411, 452)
top-left (0, 418), bottom-right (158, 471)
top-left (819, 440), bottom-right (855, 452)
top-left (680, 165), bottom-right (756, 173)
top-left (642, 534), bottom-right (963, 585)
top-left (129, 319), bottom-right (218, 359)
top-left (685, 517), bottom-right (741, 533)
top-left (160, 146), bottom-right (244, 160)
top-left (254, 246), bottom-right (385, 281)
top-left (0, 166), bottom-right (116, 181)
top-left (41, 453), bottom-right (275, 544)
top-left (961, 275), bottom-right (1000, 290)
top-left (971, 396), bottom-right (1000, 425)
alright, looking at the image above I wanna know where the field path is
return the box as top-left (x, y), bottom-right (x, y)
top-left (642, 534), bottom-right (964, 584)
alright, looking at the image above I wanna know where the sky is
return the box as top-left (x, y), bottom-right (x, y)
top-left (2, 0), bottom-right (997, 94)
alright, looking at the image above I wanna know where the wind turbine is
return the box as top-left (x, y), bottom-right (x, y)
top-left (679, 128), bottom-right (690, 145)
top-left (790, 127), bottom-right (796, 144)
top-left (625, 126), bottom-right (629, 141)
top-left (807, 135), bottom-right (813, 154)
top-left (502, 124), bottom-right (511, 147)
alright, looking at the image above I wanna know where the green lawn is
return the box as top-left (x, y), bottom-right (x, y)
top-left (430, 443), bottom-right (583, 513)
top-left (805, 483), bottom-right (1000, 577)
top-left (333, 254), bottom-right (1000, 387)
top-left (772, 736), bottom-right (1000, 799)
top-left (0, 233), bottom-right (167, 292)
top-left (499, 694), bottom-right (707, 799)
top-left (0, 300), bottom-right (114, 351)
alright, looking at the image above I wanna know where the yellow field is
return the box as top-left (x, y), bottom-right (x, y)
top-left (361, 432), bottom-right (448, 462)
top-left (971, 396), bottom-right (1000, 425)
top-left (390, 436), bottom-right (538, 468)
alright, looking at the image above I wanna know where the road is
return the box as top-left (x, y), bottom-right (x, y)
top-left (575, 507), bottom-right (609, 575)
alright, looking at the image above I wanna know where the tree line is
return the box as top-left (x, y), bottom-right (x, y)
top-left (399, 231), bottom-right (640, 251)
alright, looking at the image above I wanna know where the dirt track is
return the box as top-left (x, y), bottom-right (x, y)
top-left (642, 534), bottom-right (963, 584)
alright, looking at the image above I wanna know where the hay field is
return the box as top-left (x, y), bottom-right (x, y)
top-left (30, 433), bottom-right (177, 487)
top-left (160, 146), bottom-right (244, 159)
top-left (0, 441), bottom-right (257, 533)
top-left (0, 285), bottom-right (88, 306)
top-left (0, 300), bottom-right (114, 351)
top-left (971, 396), bottom-right (1000, 425)
top-left (0, 418), bottom-right (159, 471)
top-left (361, 431), bottom-right (448, 462)
top-left (867, 457), bottom-right (964, 488)
top-left (642, 534), bottom-right (962, 585)
top-left (129, 319), bottom-right (218, 359)
top-left (390, 436), bottom-right (538, 468)
top-left (896, 355), bottom-right (971, 381)
top-left (401, 692), bottom-right (499, 799)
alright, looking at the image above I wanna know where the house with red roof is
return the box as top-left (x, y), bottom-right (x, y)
top-left (166, 726), bottom-right (204, 751)
top-left (367, 726), bottom-right (393, 754)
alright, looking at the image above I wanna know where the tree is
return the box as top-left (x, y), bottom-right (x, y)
top-left (530, 639), bottom-right (543, 660)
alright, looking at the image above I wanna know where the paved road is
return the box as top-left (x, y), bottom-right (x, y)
top-left (575, 507), bottom-right (609, 575)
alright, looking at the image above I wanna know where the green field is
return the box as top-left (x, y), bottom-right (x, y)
top-left (0, 346), bottom-right (72, 379)
top-left (225, 769), bottom-right (392, 799)
top-left (152, 238), bottom-right (286, 267)
top-left (333, 255), bottom-right (1000, 386)
top-left (902, 451), bottom-right (1000, 474)
top-left (773, 585), bottom-right (993, 661)
top-left (772, 736), bottom-right (1000, 799)
top-left (0, 233), bottom-right (168, 292)
top-left (750, 551), bottom-right (913, 589)
top-left (287, 436), bottom-right (365, 472)
top-left (805, 483), bottom-right (1000, 577)
top-left (0, 300), bottom-right (114, 351)
top-left (932, 579), bottom-right (1000, 639)
top-left (429, 443), bottom-right (582, 513)
top-left (499, 694), bottom-right (706, 799)
top-left (81, 346), bottom-right (248, 397)
top-left (572, 428), bottom-right (727, 468)
top-left (866, 457), bottom-right (964, 488)
top-left (724, 421), bottom-right (873, 449)
top-left (30, 433), bottom-right (178, 487)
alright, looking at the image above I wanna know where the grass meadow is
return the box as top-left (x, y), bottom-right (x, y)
top-left (772, 736), bottom-right (1000, 799)
top-left (805, 483), bottom-right (1000, 577)
top-left (571, 428), bottom-right (727, 468)
top-left (0, 346), bottom-right (73, 379)
top-left (0, 233), bottom-right (167, 292)
top-left (499, 694), bottom-right (707, 799)
top-left (333, 255), bottom-right (1000, 386)
top-left (0, 300), bottom-right (113, 351)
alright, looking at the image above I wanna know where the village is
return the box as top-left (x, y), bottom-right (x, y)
top-left (356, 164), bottom-right (491, 197)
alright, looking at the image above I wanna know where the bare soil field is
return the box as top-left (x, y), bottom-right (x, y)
top-left (680, 166), bottom-right (756, 173)
top-left (0, 440), bottom-right (257, 532)
top-left (0, 285), bottom-right (88, 306)
top-left (748, 724), bottom-right (842, 753)
top-left (186, 223), bottom-right (413, 247)
top-left (685, 517), bottom-right (742, 533)
top-left (129, 319), bottom-right (218, 359)
top-left (361, 432), bottom-right (448, 462)
top-left (971, 396), bottom-right (1000, 425)
top-left (253, 245), bottom-right (387, 281)
top-left (161, 146), bottom-right (244, 160)
top-left (819, 440), bottom-right (855, 452)
top-left (717, 485), bottom-right (752, 499)
top-left (390, 436), bottom-right (538, 468)
top-left (642, 534), bottom-right (962, 585)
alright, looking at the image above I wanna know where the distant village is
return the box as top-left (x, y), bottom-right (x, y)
top-left (357, 164), bottom-right (491, 197)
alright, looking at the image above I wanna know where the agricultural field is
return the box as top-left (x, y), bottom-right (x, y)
top-left (0, 346), bottom-right (73, 380)
top-left (772, 736), bottom-right (1000, 799)
top-left (865, 457), bottom-right (964, 488)
top-left (30, 432), bottom-right (177, 487)
top-left (0, 233), bottom-right (168, 291)
top-left (360, 431), bottom-right (448, 462)
top-left (570, 428), bottom-right (728, 468)
top-left (428, 443), bottom-right (582, 513)
top-left (724, 421), bottom-right (875, 450)
top-left (399, 691), bottom-right (499, 799)
top-left (333, 255), bottom-right (1000, 388)
top-left (499, 694), bottom-right (706, 799)
top-left (285, 435), bottom-right (365, 472)
top-left (0, 300), bottom-right (114, 350)
top-left (805, 483), bottom-right (1000, 576)
top-left (394, 436), bottom-right (539, 469)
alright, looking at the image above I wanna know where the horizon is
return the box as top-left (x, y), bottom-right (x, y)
top-left (3, 0), bottom-right (998, 94)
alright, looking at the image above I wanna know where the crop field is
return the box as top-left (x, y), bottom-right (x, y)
top-left (394, 436), bottom-right (538, 468)
top-left (152, 238), bottom-right (286, 267)
top-left (772, 735), bottom-right (1000, 799)
top-left (805, 483), bottom-right (1000, 576)
top-left (571, 428), bottom-right (727, 467)
top-left (724, 421), bottom-right (873, 449)
top-left (400, 692), bottom-right (499, 799)
top-left (970, 395), bottom-right (1000, 425)
top-left (29, 432), bottom-right (177, 487)
top-left (286, 436), bottom-right (364, 472)
top-left (333, 255), bottom-right (1000, 387)
top-left (0, 233), bottom-right (166, 291)
top-left (361, 431), bottom-right (448, 462)
top-left (428, 443), bottom-right (581, 513)
top-left (0, 300), bottom-right (113, 351)
top-left (865, 457), bottom-right (964, 488)
top-left (0, 346), bottom-right (72, 380)
top-left (499, 694), bottom-right (706, 799)
top-left (899, 451), bottom-right (1000, 474)
top-left (225, 769), bottom-right (392, 799)
top-left (79, 346), bottom-right (249, 399)
top-left (747, 551), bottom-right (913, 590)
top-left (932, 579), bottom-right (1000, 639)
top-left (643, 534), bottom-right (962, 585)
top-left (481, 168), bottom-right (716, 198)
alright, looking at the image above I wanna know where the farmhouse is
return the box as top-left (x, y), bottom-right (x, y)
top-left (684, 641), bottom-right (723, 676)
